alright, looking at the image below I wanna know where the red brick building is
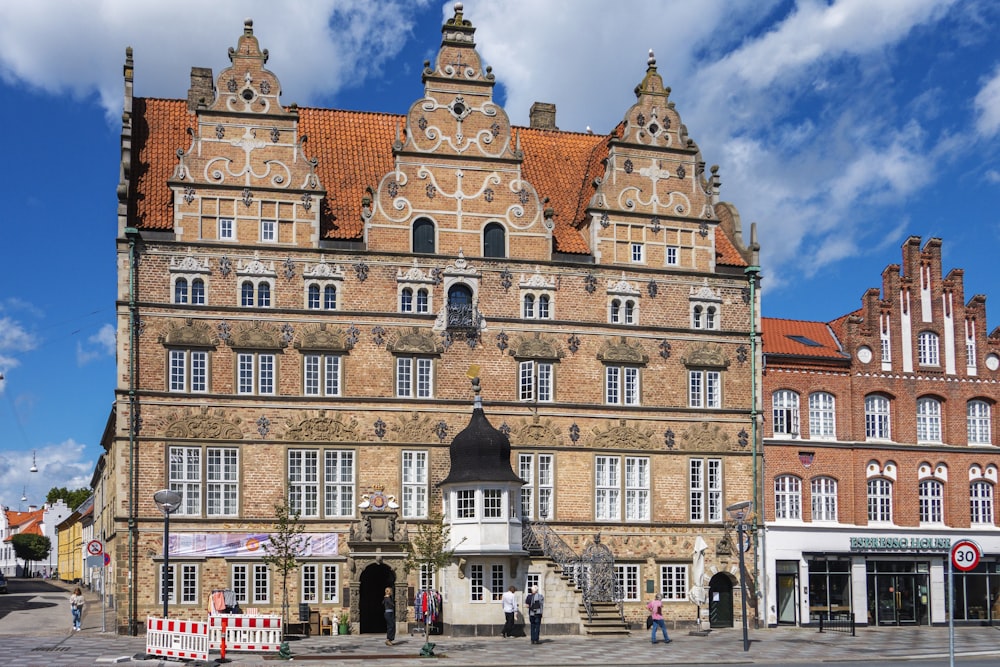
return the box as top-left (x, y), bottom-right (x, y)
top-left (762, 237), bottom-right (1000, 627)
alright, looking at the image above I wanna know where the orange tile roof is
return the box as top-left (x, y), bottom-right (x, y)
top-left (762, 317), bottom-right (847, 359)
top-left (129, 100), bottom-right (744, 258)
top-left (716, 232), bottom-right (746, 267)
top-left (3, 508), bottom-right (44, 540)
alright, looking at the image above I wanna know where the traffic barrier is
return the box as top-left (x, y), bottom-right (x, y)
top-left (209, 613), bottom-right (282, 652)
top-left (145, 617), bottom-right (210, 661)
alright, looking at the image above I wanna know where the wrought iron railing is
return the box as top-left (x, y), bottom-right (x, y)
top-left (445, 303), bottom-right (481, 331)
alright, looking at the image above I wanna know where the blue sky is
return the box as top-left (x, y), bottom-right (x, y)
top-left (1, 0), bottom-right (999, 509)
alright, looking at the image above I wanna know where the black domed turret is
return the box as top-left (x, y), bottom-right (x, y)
top-left (439, 377), bottom-right (523, 486)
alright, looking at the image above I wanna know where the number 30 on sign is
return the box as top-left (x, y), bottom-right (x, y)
top-left (951, 540), bottom-right (981, 572)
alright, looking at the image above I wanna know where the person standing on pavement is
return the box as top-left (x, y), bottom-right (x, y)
top-left (647, 593), bottom-right (671, 644)
top-left (526, 585), bottom-right (544, 644)
top-left (383, 587), bottom-right (396, 645)
top-left (501, 585), bottom-right (518, 638)
top-left (70, 587), bottom-right (85, 632)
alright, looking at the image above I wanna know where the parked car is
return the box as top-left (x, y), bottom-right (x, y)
top-left (0, 572), bottom-right (7, 594)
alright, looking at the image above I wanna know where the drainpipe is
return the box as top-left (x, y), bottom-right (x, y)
top-left (744, 260), bottom-right (763, 628)
top-left (125, 226), bottom-right (139, 635)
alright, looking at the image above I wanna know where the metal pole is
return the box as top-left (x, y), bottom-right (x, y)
top-left (738, 520), bottom-right (749, 651)
top-left (948, 556), bottom-right (954, 667)
top-left (162, 511), bottom-right (170, 618)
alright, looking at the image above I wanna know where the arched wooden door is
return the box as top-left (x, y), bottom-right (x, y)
top-left (709, 572), bottom-right (734, 628)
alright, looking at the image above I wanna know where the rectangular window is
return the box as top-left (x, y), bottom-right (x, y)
top-left (689, 370), bottom-right (721, 408)
top-left (402, 450), bottom-right (428, 518)
top-left (206, 447), bottom-right (239, 516)
top-left (169, 350), bottom-right (208, 393)
top-left (325, 450), bottom-right (355, 518)
top-left (519, 453), bottom-right (555, 521)
top-left (169, 446), bottom-right (201, 515)
top-left (304, 354), bottom-right (341, 396)
top-left (631, 242), bottom-right (644, 263)
top-left (456, 489), bottom-right (476, 519)
top-left (161, 564), bottom-right (197, 604)
top-left (159, 564), bottom-right (176, 606)
top-left (605, 366), bottom-right (640, 405)
top-left (289, 450), bottom-right (320, 518)
top-left (867, 479), bottom-right (893, 523)
top-left (595, 455), bottom-right (621, 521)
top-left (301, 564), bottom-right (318, 604)
top-left (519, 454), bottom-right (533, 520)
top-left (660, 564), bottom-right (689, 601)
top-left (919, 481), bottom-right (943, 524)
top-left (666, 246), bottom-right (678, 266)
top-left (419, 564), bottom-right (436, 592)
top-left (491, 564), bottom-right (505, 601)
top-left (690, 458), bottom-right (722, 522)
top-left (615, 564), bottom-right (640, 602)
top-left (470, 564), bottom-right (484, 602)
top-left (261, 220), bottom-right (276, 242)
top-left (236, 352), bottom-right (275, 395)
top-left (219, 218), bottom-right (234, 240)
top-left (625, 457), bottom-right (650, 521)
top-left (232, 564), bottom-right (248, 604)
top-left (396, 357), bottom-right (433, 398)
top-left (519, 360), bottom-right (553, 402)
top-left (483, 489), bottom-right (503, 519)
top-left (322, 564), bottom-right (340, 603)
top-left (252, 563), bottom-right (270, 604)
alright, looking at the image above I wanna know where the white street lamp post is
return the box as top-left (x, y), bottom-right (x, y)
top-left (153, 489), bottom-right (182, 618)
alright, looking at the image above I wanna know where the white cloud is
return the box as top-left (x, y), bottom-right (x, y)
top-left (76, 323), bottom-right (116, 366)
top-left (0, 440), bottom-right (94, 511)
top-left (0, 316), bottom-right (36, 384)
top-left (974, 65), bottom-right (1000, 137)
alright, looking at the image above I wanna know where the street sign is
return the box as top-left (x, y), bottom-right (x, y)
top-left (951, 539), bottom-right (981, 572)
top-left (104, 553), bottom-right (111, 566)
top-left (86, 540), bottom-right (103, 557)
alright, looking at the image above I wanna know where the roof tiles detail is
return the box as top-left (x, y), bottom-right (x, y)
top-left (762, 317), bottom-right (846, 359)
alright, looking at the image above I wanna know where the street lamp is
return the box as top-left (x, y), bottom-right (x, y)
top-left (727, 500), bottom-right (753, 652)
top-left (153, 489), bottom-right (182, 618)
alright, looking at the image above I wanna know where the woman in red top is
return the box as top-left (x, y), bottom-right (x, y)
top-left (646, 593), bottom-right (671, 644)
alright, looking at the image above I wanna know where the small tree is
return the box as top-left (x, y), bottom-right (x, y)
top-left (262, 498), bottom-right (310, 640)
top-left (12, 534), bottom-right (51, 577)
top-left (403, 510), bottom-right (459, 655)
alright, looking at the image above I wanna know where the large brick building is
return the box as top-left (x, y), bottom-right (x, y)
top-left (103, 7), bottom-right (761, 635)
top-left (762, 237), bottom-right (1000, 627)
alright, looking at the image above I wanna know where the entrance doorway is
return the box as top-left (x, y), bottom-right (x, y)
top-left (866, 561), bottom-right (929, 626)
top-left (776, 560), bottom-right (799, 625)
top-left (360, 563), bottom-right (395, 634)
top-left (708, 572), bottom-right (734, 628)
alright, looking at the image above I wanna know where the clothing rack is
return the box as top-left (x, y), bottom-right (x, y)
top-left (412, 589), bottom-right (443, 635)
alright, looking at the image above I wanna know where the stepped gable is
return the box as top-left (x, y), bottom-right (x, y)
top-left (439, 383), bottom-right (522, 486)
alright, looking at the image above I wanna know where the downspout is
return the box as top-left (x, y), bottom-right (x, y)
top-left (125, 226), bottom-right (139, 635)
top-left (744, 222), bottom-right (764, 628)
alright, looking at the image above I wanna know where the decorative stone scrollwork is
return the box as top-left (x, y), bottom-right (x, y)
top-left (164, 407), bottom-right (243, 439)
top-left (680, 422), bottom-right (732, 450)
top-left (229, 321), bottom-right (287, 349)
top-left (387, 327), bottom-right (444, 355)
top-left (294, 323), bottom-right (352, 352)
top-left (588, 419), bottom-right (657, 450)
top-left (286, 411), bottom-right (360, 442)
top-left (681, 343), bottom-right (729, 369)
top-left (390, 412), bottom-right (438, 443)
top-left (508, 332), bottom-right (564, 360)
top-left (159, 319), bottom-right (217, 347)
top-left (509, 414), bottom-right (562, 447)
top-left (597, 337), bottom-right (648, 364)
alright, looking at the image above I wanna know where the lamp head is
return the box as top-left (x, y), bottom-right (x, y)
top-left (153, 489), bottom-right (183, 515)
top-left (726, 500), bottom-right (753, 521)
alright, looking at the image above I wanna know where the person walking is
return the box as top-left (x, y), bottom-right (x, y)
top-left (526, 585), bottom-right (544, 644)
top-left (69, 587), bottom-right (85, 632)
top-left (647, 593), bottom-right (671, 644)
top-left (501, 585), bottom-right (518, 638)
top-left (382, 586), bottom-right (396, 645)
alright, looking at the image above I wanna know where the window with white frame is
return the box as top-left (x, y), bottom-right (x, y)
top-left (595, 456), bottom-right (620, 521)
top-left (918, 331), bottom-right (939, 366)
top-left (692, 304), bottom-right (719, 330)
top-left (605, 365), bottom-right (640, 406)
top-left (659, 564), bottom-right (689, 601)
top-left (219, 218), bottom-right (234, 240)
top-left (625, 457), bottom-right (650, 521)
top-left (306, 283), bottom-right (337, 310)
top-left (630, 242), bottom-right (644, 263)
top-left (916, 397), bottom-right (942, 443)
top-left (522, 292), bottom-right (553, 320)
top-left (169, 446), bottom-right (239, 517)
top-left (402, 450), bottom-right (428, 518)
top-left (615, 564), bottom-right (640, 602)
top-left (324, 450), bottom-right (355, 517)
top-left (400, 287), bottom-right (431, 314)
top-left (240, 279), bottom-right (272, 307)
top-left (260, 220), bottom-right (276, 243)
top-left (301, 563), bottom-right (318, 603)
top-left (772, 390), bottom-right (800, 437)
top-left (525, 572), bottom-right (540, 596)
top-left (289, 450), bottom-right (320, 517)
top-left (160, 563), bottom-right (199, 605)
top-left (252, 563), bottom-right (271, 603)
top-left (971, 481), bottom-right (994, 525)
top-left (321, 564), bottom-right (339, 603)
top-left (881, 326), bottom-right (891, 363)
top-left (519, 453), bottom-right (554, 521)
top-left (519, 360), bottom-right (554, 402)
top-left (490, 564), bottom-right (505, 601)
top-left (303, 354), bottom-right (340, 396)
top-left (774, 475), bottom-right (801, 520)
top-left (456, 489), bottom-right (476, 519)
top-left (867, 478), bottom-right (893, 523)
top-left (689, 458), bottom-right (722, 522)
top-left (470, 564), bottom-right (484, 602)
top-left (169, 349), bottom-right (208, 393)
top-left (396, 356), bottom-right (433, 398)
top-left (483, 489), bottom-right (503, 519)
top-left (967, 328), bottom-right (977, 370)
top-left (808, 392), bottom-right (836, 439)
top-left (609, 297), bottom-right (637, 325)
top-left (865, 395), bottom-right (891, 440)
top-left (419, 564), bottom-right (436, 592)
top-left (173, 277), bottom-right (207, 305)
top-left (968, 400), bottom-right (992, 445)
top-left (301, 564), bottom-right (340, 603)
top-left (689, 370), bottom-right (721, 409)
top-left (237, 351), bottom-right (276, 395)
top-left (919, 479), bottom-right (943, 523)
top-left (810, 477), bottom-right (838, 522)
top-left (665, 246), bottom-right (679, 266)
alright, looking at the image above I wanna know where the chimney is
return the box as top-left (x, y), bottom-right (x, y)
top-left (529, 102), bottom-right (557, 130)
top-left (187, 67), bottom-right (215, 112)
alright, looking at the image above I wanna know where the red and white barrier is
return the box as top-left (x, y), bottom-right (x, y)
top-left (146, 617), bottom-right (209, 661)
top-left (209, 613), bottom-right (282, 652)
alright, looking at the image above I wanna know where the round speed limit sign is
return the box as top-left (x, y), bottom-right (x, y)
top-left (951, 540), bottom-right (981, 572)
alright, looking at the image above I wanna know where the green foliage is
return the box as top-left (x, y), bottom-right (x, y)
top-left (45, 487), bottom-right (91, 510)
top-left (262, 498), bottom-right (310, 639)
top-left (12, 533), bottom-right (52, 568)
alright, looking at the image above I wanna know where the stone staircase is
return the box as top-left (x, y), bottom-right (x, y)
top-left (580, 600), bottom-right (631, 636)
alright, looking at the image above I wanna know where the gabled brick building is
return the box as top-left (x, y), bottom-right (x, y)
top-left (106, 7), bottom-right (761, 635)
top-left (762, 237), bottom-right (1000, 627)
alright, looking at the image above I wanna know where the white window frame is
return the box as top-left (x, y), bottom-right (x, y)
top-left (396, 356), bottom-right (433, 398)
top-left (490, 564), bottom-right (505, 601)
top-left (289, 449), bottom-right (320, 518)
top-left (919, 479), bottom-right (943, 524)
top-left (810, 477), bottom-right (838, 522)
top-left (303, 354), bottom-right (341, 397)
top-left (772, 390), bottom-right (800, 437)
top-left (399, 286), bottom-right (431, 314)
top-left (689, 370), bottom-right (721, 409)
top-left (402, 450), bottom-right (428, 519)
top-left (630, 242), bottom-right (645, 264)
top-left (519, 360), bottom-right (554, 402)
top-left (219, 217), bottom-right (235, 240)
top-left (303, 563), bottom-right (340, 604)
top-left (325, 450), bottom-right (355, 518)
top-left (206, 447), bottom-right (239, 516)
top-left (808, 392), bottom-right (836, 439)
top-left (609, 298), bottom-right (637, 325)
top-left (968, 400), bottom-right (992, 445)
top-left (774, 475), bottom-right (801, 520)
top-left (689, 458), bottom-right (722, 522)
top-left (470, 564), bottom-right (485, 602)
top-left (260, 219), bottom-right (276, 243)
top-left (865, 395), bottom-right (892, 441)
top-left (625, 456), bottom-right (650, 522)
top-left (240, 278), bottom-right (273, 308)
top-left (595, 455), bottom-right (621, 521)
top-left (169, 446), bottom-right (201, 516)
top-left (665, 246), bottom-right (679, 266)
top-left (456, 489), bottom-right (476, 519)
top-left (918, 331), bottom-right (940, 366)
top-left (867, 478), bottom-right (893, 523)
top-left (519, 453), bottom-right (554, 521)
top-left (238, 352), bottom-right (276, 395)
top-left (659, 564), bottom-right (689, 602)
top-left (971, 481), bottom-right (994, 525)
top-left (301, 564), bottom-right (318, 604)
top-left (169, 349), bottom-right (208, 393)
top-left (615, 564), bottom-right (640, 602)
top-left (605, 365), bottom-right (640, 405)
top-left (917, 397), bottom-right (942, 443)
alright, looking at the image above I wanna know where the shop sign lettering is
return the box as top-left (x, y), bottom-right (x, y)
top-left (849, 536), bottom-right (951, 551)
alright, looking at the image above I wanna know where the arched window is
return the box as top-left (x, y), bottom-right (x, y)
top-left (446, 284), bottom-right (475, 329)
top-left (416, 288), bottom-right (429, 313)
top-left (774, 475), bottom-right (801, 520)
top-left (918, 331), bottom-right (939, 366)
top-left (412, 218), bottom-right (435, 254)
top-left (808, 392), bottom-right (836, 438)
top-left (919, 479), bottom-right (943, 523)
top-left (307, 284), bottom-right (320, 309)
top-left (971, 481), bottom-right (994, 525)
top-left (623, 300), bottom-right (635, 325)
top-left (483, 222), bottom-right (506, 258)
top-left (257, 281), bottom-right (271, 307)
top-left (610, 299), bottom-right (621, 323)
top-left (917, 397), bottom-right (942, 443)
top-left (538, 294), bottom-right (550, 319)
top-left (772, 390), bottom-right (800, 437)
top-left (810, 477), bottom-right (838, 521)
top-left (865, 395), bottom-right (891, 440)
top-left (968, 400), bottom-right (992, 445)
top-left (191, 279), bottom-right (206, 305)
top-left (693, 305), bottom-right (703, 328)
top-left (705, 306), bottom-right (716, 329)
top-left (523, 294), bottom-right (535, 319)
top-left (401, 287), bottom-right (413, 312)
top-left (448, 284), bottom-right (472, 307)
top-left (324, 285), bottom-right (337, 310)
top-left (241, 281), bottom-right (255, 307)
top-left (867, 478), bottom-right (893, 523)
top-left (174, 278), bottom-right (189, 304)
